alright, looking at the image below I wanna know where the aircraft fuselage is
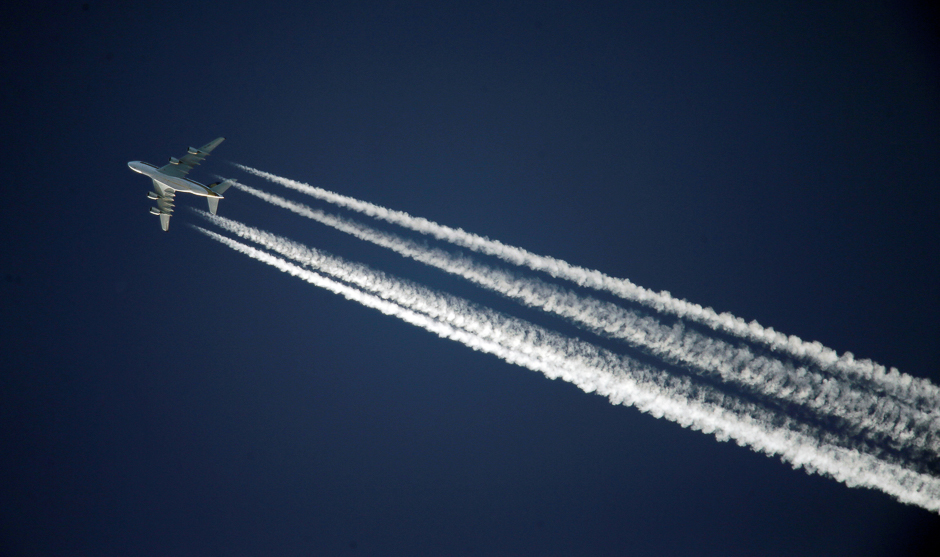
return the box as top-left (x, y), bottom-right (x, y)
top-left (127, 161), bottom-right (222, 198)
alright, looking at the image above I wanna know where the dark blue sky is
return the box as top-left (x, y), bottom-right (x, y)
top-left (2, 1), bottom-right (939, 555)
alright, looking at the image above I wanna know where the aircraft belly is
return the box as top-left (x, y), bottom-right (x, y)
top-left (167, 178), bottom-right (208, 195)
top-left (161, 176), bottom-right (208, 196)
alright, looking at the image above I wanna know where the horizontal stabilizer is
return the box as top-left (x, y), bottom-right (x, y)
top-left (209, 178), bottom-right (236, 196)
top-left (207, 197), bottom-right (220, 215)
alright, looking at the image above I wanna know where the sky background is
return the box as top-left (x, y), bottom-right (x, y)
top-left (2, 1), bottom-right (939, 555)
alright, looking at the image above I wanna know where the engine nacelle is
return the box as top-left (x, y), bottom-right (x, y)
top-left (147, 191), bottom-right (160, 200)
top-left (187, 147), bottom-right (203, 155)
top-left (169, 156), bottom-right (180, 164)
top-left (149, 207), bottom-right (161, 216)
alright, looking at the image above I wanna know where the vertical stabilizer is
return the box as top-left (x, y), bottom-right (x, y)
top-left (207, 197), bottom-right (220, 215)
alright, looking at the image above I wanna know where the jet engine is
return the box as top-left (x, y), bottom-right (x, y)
top-left (169, 156), bottom-right (180, 164)
top-left (149, 207), bottom-right (161, 216)
top-left (187, 147), bottom-right (203, 155)
top-left (147, 191), bottom-right (160, 200)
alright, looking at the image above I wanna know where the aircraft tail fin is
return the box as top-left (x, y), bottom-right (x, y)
top-left (207, 197), bottom-right (220, 215)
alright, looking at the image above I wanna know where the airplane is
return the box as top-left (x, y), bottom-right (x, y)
top-left (128, 137), bottom-right (235, 231)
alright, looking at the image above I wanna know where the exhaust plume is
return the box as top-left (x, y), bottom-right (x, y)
top-left (194, 220), bottom-right (940, 512)
top-left (220, 188), bottom-right (940, 461)
top-left (233, 164), bottom-right (939, 412)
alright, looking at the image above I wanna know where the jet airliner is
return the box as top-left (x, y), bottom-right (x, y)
top-left (128, 137), bottom-right (234, 231)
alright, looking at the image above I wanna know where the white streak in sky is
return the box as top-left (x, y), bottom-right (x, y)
top-left (194, 221), bottom-right (940, 512)
top-left (222, 186), bottom-right (940, 459)
top-left (234, 164), bottom-right (940, 411)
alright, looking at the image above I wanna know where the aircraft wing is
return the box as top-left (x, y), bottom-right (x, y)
top-left (156, 137), bottom-right (225, 178)
top-left (151, 179), bottom-right (176, 231)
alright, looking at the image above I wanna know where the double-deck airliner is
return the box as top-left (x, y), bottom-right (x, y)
top-left (128, 137), bottom-right (234, 231)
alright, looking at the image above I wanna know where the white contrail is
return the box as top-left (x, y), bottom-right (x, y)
top-left (219, 188), bottom-right (940, 459)
top-left (194, 222), bottom-right (940, 512)
top-left (234, 164), bottom-right (940, 411)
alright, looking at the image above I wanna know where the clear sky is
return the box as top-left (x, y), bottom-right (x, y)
top-left (2, 1), bottom-right (939, 555)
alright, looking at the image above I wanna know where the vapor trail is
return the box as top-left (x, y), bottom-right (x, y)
top-left (195, 220), bottom-right (940, 512)
top-left (234, 164), bottom-right (939, 411)
top-left (222, 187), bottom-right (940, 460)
